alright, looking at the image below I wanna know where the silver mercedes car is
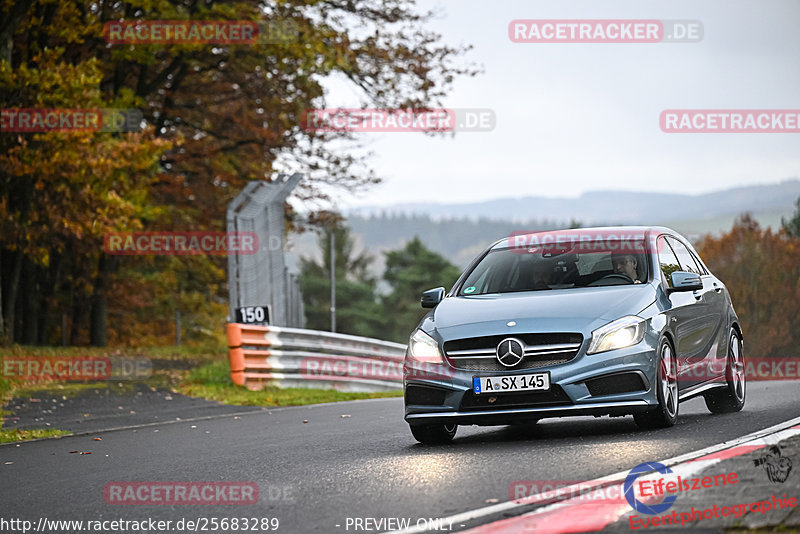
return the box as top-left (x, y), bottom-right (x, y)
top-left (403, 226), bottom-right (745, 444)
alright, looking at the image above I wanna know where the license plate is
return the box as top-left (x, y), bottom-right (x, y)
top-left (473, 373), bottom-right (550, 394)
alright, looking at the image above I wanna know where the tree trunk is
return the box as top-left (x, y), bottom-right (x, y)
top-left (21, 256), bottom-right (38, 344)
top-left (13, 263), bottom-right (23, 343)
top-left (4, 249), bottom-right (23, 344)
top-left (0, 0), bottom-right (30, 64)
top-left (70, 298), bottom-right (85, 346)
top-left (37, 250), bottom-right (62, 345)
top-left (90, 254), bottom-right (113, 346)
top-left (0, 249), bottom-right (4, 344)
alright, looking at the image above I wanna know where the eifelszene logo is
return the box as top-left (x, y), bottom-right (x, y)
top-left (624, 462), bottom-right (678, 515)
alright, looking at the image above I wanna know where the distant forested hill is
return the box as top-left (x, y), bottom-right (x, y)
top-left (287, 180), bottom-right (800, 276)
top-left (348, 179), bottom-right (800, 226)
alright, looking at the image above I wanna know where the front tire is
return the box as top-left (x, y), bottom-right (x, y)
top-left (410, 423), bottom-right (457, 444)
top-left (704, 329), bottom-right (745, 413)
top-left (634, 337), bottom-right (679, 429)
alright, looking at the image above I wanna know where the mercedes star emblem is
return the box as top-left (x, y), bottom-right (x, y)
top-left (496, 338), bottom-right (525, 367)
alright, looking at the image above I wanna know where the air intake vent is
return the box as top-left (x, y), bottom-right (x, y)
top-left (460, 385), bottom-right (572, 410)
top-left (405, 385), bottom-right (449, 406)
top-left (586, 372), bottom-right (646, 396)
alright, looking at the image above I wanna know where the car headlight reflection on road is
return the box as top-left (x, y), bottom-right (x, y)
top-left (407, 329), bottom-right (444, 363)
top-left (587, 316), bottom-right (646, 354)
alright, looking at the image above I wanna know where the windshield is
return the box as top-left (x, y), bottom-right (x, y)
top-left (459, 240), bottom-right (651, 295)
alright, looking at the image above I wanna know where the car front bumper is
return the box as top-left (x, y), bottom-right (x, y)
top-left (404, 339), bottom-right (659, 426)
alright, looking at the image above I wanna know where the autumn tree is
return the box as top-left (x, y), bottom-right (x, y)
top-left (782, 196), bottom-right (800, 238)
top-left (697, 215), bottom-right (800, 358)
top-left (0, 40), bottom-right (170, 345)
top-left (0, 0), bottom-right (477, 345)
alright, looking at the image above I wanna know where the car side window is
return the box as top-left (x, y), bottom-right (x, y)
top-left (689, 252), bottom-right (709, 275)
top-left (657, 237), bottom-right (681, 289)
top-left (666, 236), bottom-right (702, 275)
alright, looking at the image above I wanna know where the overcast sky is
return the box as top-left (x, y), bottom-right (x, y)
top-left (310, 0), bottom-right (800, 209)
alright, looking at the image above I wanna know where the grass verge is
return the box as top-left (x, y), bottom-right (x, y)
top-left (0, 345), bottom-right (218, 444)
top-left (1, 346), bottom-right (402, 443)
top-left (0, 344), bottom-right (222, 360)
top-left (0, 428), bottom-right (69, 444)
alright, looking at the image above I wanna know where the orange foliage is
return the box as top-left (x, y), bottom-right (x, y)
top-left (697, 215), bottom-right (800, 358)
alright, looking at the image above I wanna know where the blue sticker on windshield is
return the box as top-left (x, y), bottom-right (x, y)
top-left (464, 286), bottom-right (476, 294)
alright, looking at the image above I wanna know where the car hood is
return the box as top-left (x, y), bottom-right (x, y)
top-left (425, 285), bottom-right (657, 341)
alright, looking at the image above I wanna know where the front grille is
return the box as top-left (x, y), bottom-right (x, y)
top-left (444, 333), bottom-right (583, 371)
top-left (460, 384), bottom-right (572, 410)
top-left (447, 358), bottom-right (575, 372)
top-left (585, 372), bottom-right (646, 396)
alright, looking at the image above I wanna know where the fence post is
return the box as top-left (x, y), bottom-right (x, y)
top-left (226, 174), bottom-right (303, 327)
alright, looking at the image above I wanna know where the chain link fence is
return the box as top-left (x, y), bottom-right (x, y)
top-left (226, 174), bottom-right (305, 327)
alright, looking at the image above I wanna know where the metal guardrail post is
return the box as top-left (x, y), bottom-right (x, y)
top-left (226, 323), bottom-right (246, 386)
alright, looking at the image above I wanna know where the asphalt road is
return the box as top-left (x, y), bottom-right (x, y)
top-left (2, 382), bottom-right (264, 434)
top-left (2, 381), bottom-right (800, 534)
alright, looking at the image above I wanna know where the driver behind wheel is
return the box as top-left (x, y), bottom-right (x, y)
top-left (611, 254), bottom-right (642, 283)
top-left (531, 258), bottom-right (554, 289)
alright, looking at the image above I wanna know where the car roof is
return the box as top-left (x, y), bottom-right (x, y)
top-left (490, 225), bottom-right (683, 250)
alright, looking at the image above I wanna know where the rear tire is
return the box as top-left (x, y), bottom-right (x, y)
top-left (704, 329), bottom-right (745, 414)
top-left (634, 337), bottom-right (679, 429)
top-left (410, 423), bottom-right (457, 444)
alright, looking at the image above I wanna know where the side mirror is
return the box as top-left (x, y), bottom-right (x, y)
top-left (669, 271), bottom-right (703, 292)
top-left (421, 287), bottom-right (445, 308)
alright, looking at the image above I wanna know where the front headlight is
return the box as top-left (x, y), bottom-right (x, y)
top-left (407, 329), bottom-right (444, 363)
top-left (587, 316), bottom-right (646, 354)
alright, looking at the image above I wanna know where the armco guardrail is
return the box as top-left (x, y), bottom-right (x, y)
top-left (226, 323), bottom-right (407, 392)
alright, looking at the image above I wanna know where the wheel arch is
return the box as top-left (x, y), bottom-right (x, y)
top-left (731, 322), bottom-right (743, 342)
top-left (660, 329), bottom-right (677, 353)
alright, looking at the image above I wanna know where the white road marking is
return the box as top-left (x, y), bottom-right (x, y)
top-left (386, 415), bottom-right (800, 534)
